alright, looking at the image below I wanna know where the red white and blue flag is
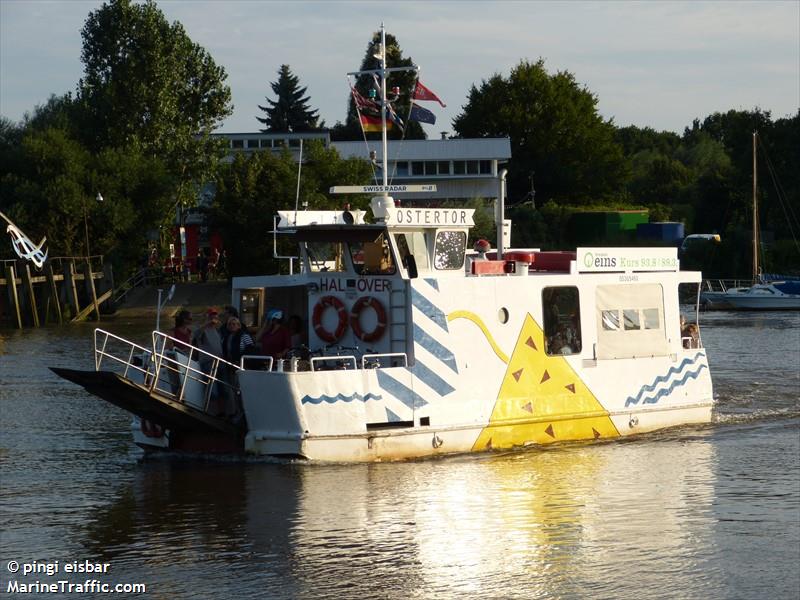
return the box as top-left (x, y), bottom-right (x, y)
top-left (412, 81), bottom-right (446, 107)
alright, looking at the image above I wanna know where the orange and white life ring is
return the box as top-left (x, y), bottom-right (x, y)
top-left (312, 295), bottom-right (348, 343)
top-left (350, 296), bottom-right (388, 343)
top-left (140, 418), bottom-right (164, 438)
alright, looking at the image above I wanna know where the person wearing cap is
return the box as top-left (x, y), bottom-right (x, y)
top-left (257, 309), bottom-right (292, 363)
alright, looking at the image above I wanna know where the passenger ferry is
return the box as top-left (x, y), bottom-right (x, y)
top-left (52, 27), bottom-right (714, 462)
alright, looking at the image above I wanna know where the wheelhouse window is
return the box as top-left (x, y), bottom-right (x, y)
top-left (543, 286), bottom-right (582, 355)
top-left (434, 230), bottom-right (466, 270)
top-left (349, 233), bottom-right (396, 275)
top-left (305, 241), bottom-right (345, 272)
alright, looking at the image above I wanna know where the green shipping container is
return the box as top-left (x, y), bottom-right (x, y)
top-left (570, 211), bottom-right (649, 244)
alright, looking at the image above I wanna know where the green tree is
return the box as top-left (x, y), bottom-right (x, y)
top-left (453, 60), bottom-right (628, 204)
top-left (75, 0), bottom-right (232, 207)
top-left (0, 124), bottom-right (172, 265)
top-left (257, 65), bottom-right (320, 132)
top-left (211, 141), bottom-right (372, 276)
top-left (331, 31), bottom-right (425, 141)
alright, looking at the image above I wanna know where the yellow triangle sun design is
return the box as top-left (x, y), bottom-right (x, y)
top-left (473, 313), bottom-right (620, 451)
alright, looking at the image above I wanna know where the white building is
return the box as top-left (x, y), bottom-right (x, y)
top-left (215, 132), bottom-right (512, 201)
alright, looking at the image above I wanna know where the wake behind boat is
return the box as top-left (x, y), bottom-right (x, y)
top-left (52, 26), bottom-right (715, 461)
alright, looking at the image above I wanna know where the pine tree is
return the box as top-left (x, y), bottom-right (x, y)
top-left (330, 31), bottom-right (425, 141)
top-left (257, 65), bottom-right (320, 132)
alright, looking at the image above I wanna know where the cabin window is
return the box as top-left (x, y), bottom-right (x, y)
top-left (542, 286), bottom-right (582, 355)
top-left (305, 241), bottom-right (345, 272)
top-left (434, 231), bottom-right (466, 270)
top-left (595, 284), bottom-right (668, 359)
top-left (601, 310), bottom-right (620, 331)
top-left (623, 309), bottom-right (641, 330)
top-left (395, 232), bottom-right (430, 272)
top-left (349, 233), bottom-right (396, 275)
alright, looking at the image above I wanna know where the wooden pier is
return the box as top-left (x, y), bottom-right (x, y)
top-left (0, 256), bottom-right (113, 328)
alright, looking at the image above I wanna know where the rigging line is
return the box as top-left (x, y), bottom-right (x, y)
top-left (757, 136), bottom-right (796, 225)
top-left (387, 71), bottom-right (419, 188)
top-left (348, 75), bottom-right (379, 185)
top-left (757, 137), bottom-right (800, 249)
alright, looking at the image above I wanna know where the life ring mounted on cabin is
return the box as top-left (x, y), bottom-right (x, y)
top-left (140, 419), bottom-right (164, 438)
top-left (312, 295), bottom-right (348, 343)
top-left (350, 296), bottom-right (388, 343)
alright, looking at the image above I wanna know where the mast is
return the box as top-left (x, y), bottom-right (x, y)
top-left (752, 131), bottom-right (758, 283)
top-left (379, 25), bottom-right (389, 195)
top-left (346, 24), bottom-right (419, 221)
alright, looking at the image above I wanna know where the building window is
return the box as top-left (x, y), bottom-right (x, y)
top-left (394, 161), bottom-right (409, 177)
top-left (232, 139), bottom-right (244, 149)
top-left (247, 139), bottom-right (259, 149)
top-left (480, 160), bottom-right (492, 174)
top-left (466, 160), bottom-right (479, 175)
top-left (453, 161), bottom-right (465, 175)
top-left (411, 161), bottom-right (424, 176)
top-left (288, 139), bottom-right (301, 148)
top-left (260, 139), bottom-right (273, 149)
top-left (424, 161), bottom-right (437, 175)
top-left (542, 286), bottom-right (582, 355)
top-left (438, 161), bottom-right (451, 175)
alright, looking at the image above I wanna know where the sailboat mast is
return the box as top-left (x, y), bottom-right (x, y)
top-left (752, 131), bottom-right (759, 283)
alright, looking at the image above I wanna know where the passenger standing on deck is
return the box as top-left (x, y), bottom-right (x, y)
top-left (191, 308), bottom-right (224, 415)
top-left (257, 309), bottom-right (292, 363)
top-left (170, 309), bottom-right (193, 353)
top-left (219, 317), bottom-right (254, 420)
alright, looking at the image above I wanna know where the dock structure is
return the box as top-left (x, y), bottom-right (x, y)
top-left (0, 256), bottom-right (113, 329)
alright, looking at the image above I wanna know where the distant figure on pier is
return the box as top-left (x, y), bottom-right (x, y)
top-left (197, 250), bottom-right (209, 283)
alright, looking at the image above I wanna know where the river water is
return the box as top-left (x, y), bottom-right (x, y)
top-left (1, 311), bottom-right (798, 599)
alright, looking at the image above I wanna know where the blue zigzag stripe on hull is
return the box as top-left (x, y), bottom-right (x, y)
top-left (625, 352), bottom-right (705, 407)
top-left (302, 392), bottom-right (383, 405)
top-left (424, 278), bottom-right (439, 292)
top-left (625, 363), bottom-right (708, 407)
top-left (411, 287), bottom-right (449, 332)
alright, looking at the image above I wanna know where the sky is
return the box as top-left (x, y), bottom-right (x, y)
top-left (1, 0), bottom-right (798, 137)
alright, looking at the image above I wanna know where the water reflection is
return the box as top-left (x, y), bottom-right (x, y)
top-left (82, 436), bottom-right (717, 598)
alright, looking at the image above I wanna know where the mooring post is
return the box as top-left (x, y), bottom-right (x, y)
top-left (82, 259), bottom-right (100, 321)
top-left (20, 263), bottom-right (40, 327)
top-left (4, 264), bottom-right (22, 329)
top-left (44, 262), bottom-right (63, 325)
top-left (64, 260), bottom-right (80, 319)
